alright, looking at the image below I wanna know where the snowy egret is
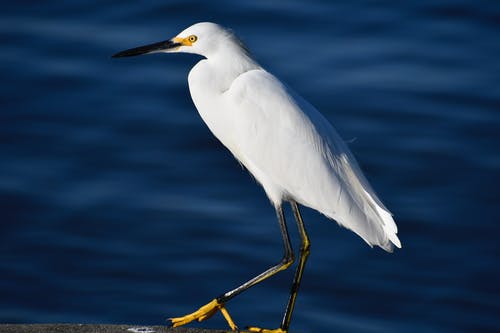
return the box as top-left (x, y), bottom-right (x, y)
top-left (113, 22), bottom-right (401, 333)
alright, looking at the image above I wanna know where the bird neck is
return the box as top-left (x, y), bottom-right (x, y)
top-left (207, 49), bottom-right (261, 92)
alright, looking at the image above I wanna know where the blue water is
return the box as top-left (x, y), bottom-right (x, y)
top-left (1, 1), bottom-right (499, 332)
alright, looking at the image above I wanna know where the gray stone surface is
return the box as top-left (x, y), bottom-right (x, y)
top-left (0, 324), bottom-right (229, 333)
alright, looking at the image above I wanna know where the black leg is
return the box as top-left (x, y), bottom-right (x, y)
top-left (218, 204), bottom-right (295, 303)
top-left (280, 201), bottom-right (311, 331)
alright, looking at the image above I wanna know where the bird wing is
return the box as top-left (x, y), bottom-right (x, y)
top-left (225, 69), bottom-right (401, 251)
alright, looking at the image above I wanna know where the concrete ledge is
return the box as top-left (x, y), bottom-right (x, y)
top-left (0, 324), bottom-right (229, 333)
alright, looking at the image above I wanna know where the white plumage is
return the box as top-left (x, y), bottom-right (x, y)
top-left (185, 23), bottom-right (401, 251)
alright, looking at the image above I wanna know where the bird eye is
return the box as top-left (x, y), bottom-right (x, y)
top-left (188, 35), bottom-right (198, 43)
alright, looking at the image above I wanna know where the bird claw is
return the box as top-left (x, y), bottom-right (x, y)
top-left (246, 327), bottom-right (287, 333)
top-left (169, 298), bottom-right (238, 330)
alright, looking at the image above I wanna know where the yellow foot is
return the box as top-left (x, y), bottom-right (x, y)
top-left (247, 327), bottom-right (287, 333)
top-left (169, 298), bottom-right (238, 330)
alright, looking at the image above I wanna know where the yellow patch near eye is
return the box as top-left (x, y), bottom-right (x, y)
top-left (173, 35), bottom-right (197, 46)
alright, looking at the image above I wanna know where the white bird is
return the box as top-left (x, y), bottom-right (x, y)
top-left (113, 22), bottom-right (401, 333)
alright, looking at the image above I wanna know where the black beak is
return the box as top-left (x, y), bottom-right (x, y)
top-left (112, 39), bottom-right (181, 58)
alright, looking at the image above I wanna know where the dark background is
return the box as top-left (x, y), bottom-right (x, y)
top-left (1, 1), bottom-right (499, 332)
